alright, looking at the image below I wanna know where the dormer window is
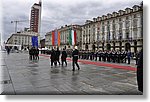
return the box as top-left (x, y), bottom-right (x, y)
top-left (118, 10), bottom-right (124, 15)
top-left (93, 18), bottom-right (96, 22)
top-left (107, 13), bottom-right (112, 19)
top-left (133, 5), bottom-right (140, 12)
top-left (125, 8), bottom-right (130, 14)
top-left (97, 17), bottom-right (102, 21)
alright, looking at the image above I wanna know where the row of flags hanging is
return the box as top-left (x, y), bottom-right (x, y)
top-left (52, 29), bottom-right (77, 46)
top-left (31, 24), bottom-right (126, 48)
top-left (31, 29), bottom-right (77, 48)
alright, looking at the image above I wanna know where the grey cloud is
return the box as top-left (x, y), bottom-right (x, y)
top-left (2, 0), bottom-right (142, 41)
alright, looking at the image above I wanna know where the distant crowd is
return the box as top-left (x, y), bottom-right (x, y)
top-left (40, 49), bottom-right (140, 65)
top-left (77, 49), bottom-right (139, 65)
top-left (29, 47), bottom-right (39, 60)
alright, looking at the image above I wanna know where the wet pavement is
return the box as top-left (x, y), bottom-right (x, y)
top-left (0, 51), bottom-right (142, 95)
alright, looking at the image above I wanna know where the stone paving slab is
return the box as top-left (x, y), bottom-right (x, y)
top-left (0, 52), bottom-right (142, 95)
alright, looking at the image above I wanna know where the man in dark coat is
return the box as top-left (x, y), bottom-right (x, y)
top-left (104, 51), bottom-right (107, 62)
top-left (56, 47), bottom-right (61, 65)
top-left (137, 49), bottom-right (143, 93)
top-left (61, 48), bottom-right (67, 66)
top-left (92, 51), bottom-right (94, 60)
top-left (127, 50), bottom-right (131, 64)
top-left (29, 47), bottom-right (34, 60)
top-left (98, 50), bottom-right (102, 61)
top-left (95, 51), bottom-right (98, 61)
top-left (32, 47), bottom-right (36, 60)
top-left (72, 46), bottom-right (80, 71)
top-left (107, 51), bottom-right (111, 62)
top-left (111, 51), bottom-right (115, 63)
top-left (35, 48), bottom-right (39, 60)
top-left (29, 47), bottom-right (33, 60)
top-left (50, 49), bottom-right (56, 67)
top-left (6, 47), bottom-right (11, 55)
top-left (135, 51), bottom-right (139, 65)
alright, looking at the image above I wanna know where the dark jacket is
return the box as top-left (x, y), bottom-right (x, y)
top-left (50, 49), bottom-right (56, 61)
top-left (72, 49), bottom-right (79, 61)
top-left (35, 49), bottom-right (39, 55)
top-left (56, 50), bottom-right (60, 60)
top-left (137, 49), bottom-right (143, 92)
top-left (127, 51), bottom-right (131, 58)
top-left (61, 50), bottom-right (67, 61)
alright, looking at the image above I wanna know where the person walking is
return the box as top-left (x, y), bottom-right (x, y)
top-left (35, 47), bottom-right (39, 60)
top-left (50, 49), bottom-right (56, 67)
top-left (137, 49), bottom-right (143, 93)
top-left (72, 46), bottom-right (80, 71)
top-left (61, 48), bottom-right (67, 67)
top-left (98, 50), bottom-right (102, 61)
top-left (32, 47), bottom-right (36, 60)
top-left (107, 51), bottom-right (111, 62)
top-left (29, 47), bottom-right (33, 60)
top-left (127, 50), bottom-right (131, 64)
top-left (56, 47), bottom-right (61, 65)
top-left (6, 47), bottom-right (10, 55)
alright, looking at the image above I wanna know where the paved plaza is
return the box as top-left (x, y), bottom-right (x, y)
top-left (0, 51), bottom-right (142, 95)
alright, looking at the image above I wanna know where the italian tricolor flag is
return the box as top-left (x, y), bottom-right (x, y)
top-left (69, 29), bottom-right (77, 45)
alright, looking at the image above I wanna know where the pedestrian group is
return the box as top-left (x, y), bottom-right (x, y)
top-left (49, 46), bottom-right (80, 71)
top-left (29, 47), bottom-right (39, 60)
top-left (78, 49), bottom-right (133, 64)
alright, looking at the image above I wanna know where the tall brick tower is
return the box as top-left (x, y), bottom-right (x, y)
top-left (30, 0), bottom-right (42, 33)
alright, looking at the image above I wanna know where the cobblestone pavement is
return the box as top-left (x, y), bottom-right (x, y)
top-left (0, 52), bottom-right (142, 95)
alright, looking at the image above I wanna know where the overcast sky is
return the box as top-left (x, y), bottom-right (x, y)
top-left (1, 0), bottom-right (142, 41)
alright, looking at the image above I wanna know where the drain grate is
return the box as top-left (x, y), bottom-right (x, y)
top-left (1, 80), bottom-right (12, 84)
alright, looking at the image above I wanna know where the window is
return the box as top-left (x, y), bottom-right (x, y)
top-left (134, 30), bottom-right (137, 39)
top-left (125, 21), bottom-right (130, 28)
top-left (126, 32), bottom-right (129, 39)
top-left (119, 22), bottom-right (123, 29)
top-left (107, 21), bottom-right (109, 24)
top-left (112, 33), bottom-right (116, 40)
top-left (119, 18), bottom-right (122, 21)
top-left (113, 20), bottom-right (115, 23)
top-left (133, 19), bottom-right (137, 27)
top-left (107, 25), bottom-right (110, 31)
top-left (102, 26), bottom-right (105, 33)
top-left (134, 14), bottom-right (137, 18)
top-left (113, 24), bottom-right (116, 30)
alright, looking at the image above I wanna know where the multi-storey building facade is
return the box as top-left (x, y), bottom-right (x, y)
top-left (45, 25), bottom-right (82, 50)
top-left (45, 31), bottom-right (52, 49)
top-left (82, 3), bottom-right (143, 53)
top-left (6, 31), bottom-right (40, 49)
top-left (30, 0), bottom-right (42, 33)
top-left (45, 2), bottom-right (142, 53)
